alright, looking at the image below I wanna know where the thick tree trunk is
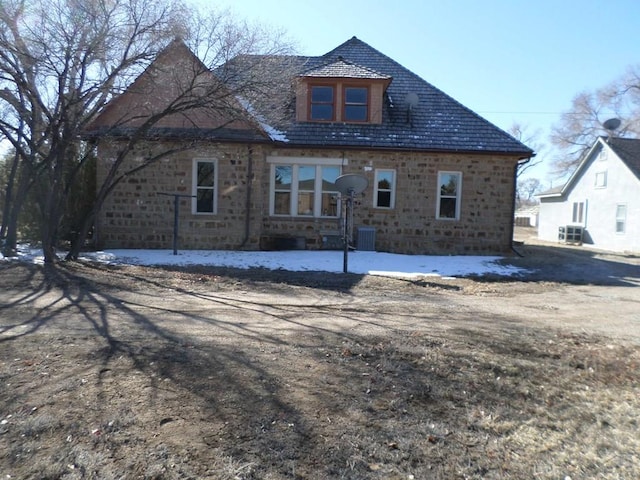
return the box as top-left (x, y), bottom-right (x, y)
top-left (0, 151), bottom-right (20, 240)
top-left (1, 166), bottom-right (31, 257)
top-left (66, 208), bottom-right (96, 261)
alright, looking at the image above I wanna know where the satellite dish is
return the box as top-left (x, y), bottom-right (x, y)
top-left (404, 92), bottom-right (419, 109)
top-left (335, 174), bottom-right (368, 195)
top-left (603, 118), bottom-right (621, 131)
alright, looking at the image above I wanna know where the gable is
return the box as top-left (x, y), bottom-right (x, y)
top-left (539, 136), bottom-right (640, 201)
top-left (87, 38), bottom-right (266, 141)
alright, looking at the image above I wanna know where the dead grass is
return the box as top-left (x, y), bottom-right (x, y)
top-left (1, 261), bottom-right (639, 479)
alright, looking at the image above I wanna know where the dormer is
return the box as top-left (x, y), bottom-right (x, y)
top-left (296, 58), bottom-right (392, 124)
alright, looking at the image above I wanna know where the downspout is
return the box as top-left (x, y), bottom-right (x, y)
top-left (510, 157), bottom-right (530, 257)
top-left (239, 144), bottom-right (254, 249)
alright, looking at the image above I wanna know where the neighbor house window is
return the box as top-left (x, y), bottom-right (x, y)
top-left (344, 86), bottom-right (369, 122)
top-left (310, 85), bottom-right (335, 121)
top-left (374, 169), bottom-right (396, 208)
top-left (269, 158), bottom-right (341, 217)
top-left (192, 158), bottom-right (217, 214)
top-left (616, 204), bottom-right (627, 234)
top-left (436, 171), bottom-right (462, 220)
top-left (572, 201), bottom-right (584, 223)
top-left (595, 171), bottom-right (607, 188)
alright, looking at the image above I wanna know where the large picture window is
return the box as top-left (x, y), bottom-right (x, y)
top-left (192, 159), bottom-right (217, 214)
top-left (269, 159), bottom-right (341, 217)
top-left (436, 171), bottom-right (462, 220)
top-left (374, 169), bottom-right (395, 208)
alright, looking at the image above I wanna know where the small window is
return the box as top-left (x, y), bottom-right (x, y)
top-left (193, 159), bottom-right (217, 214)
top-left (595, 171), bottom-right (607, 188)
top-left (572, 201), bottom-right (584, 223)
top-left (310, 85), bottom-right (334, 121)
top-left (616, 204), bottom-right (627, 234)
top-left (374, 169), bottom-right (395, 208)
top-left (437, 172), bottom-right (462, 220)
top-left (344, 86), bottom-right (368, 122)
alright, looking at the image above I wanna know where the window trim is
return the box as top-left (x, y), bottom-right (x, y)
top-left (595, 171), bottom-right (607, 188)
top-left (192, 158), bottom-right (218, 215)
top-left (436, 171), bottom-right (462, 220)
top-left (373, 168), bottom-right (396, 209)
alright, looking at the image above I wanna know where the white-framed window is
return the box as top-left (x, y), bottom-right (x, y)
top-left (374, 169), bottom-right (396, 208)
top-left (572, 201), bottom-right (585, 223)
top-left (616, 204), bottom-right (627, 234)
top-left (192, 158), bottom-right (218, 214)
top-left (268, 157), bottom-right (342, 217)
top-left (436, 171), bottom-right (462, 220)
top-left (595, 171), bottom-right (607, 188)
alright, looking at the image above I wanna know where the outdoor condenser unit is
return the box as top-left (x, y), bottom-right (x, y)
top-left (356, 227), bottom-right (376, 251)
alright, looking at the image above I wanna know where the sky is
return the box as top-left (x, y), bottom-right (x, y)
top-left (1, 246), bottom-right (526, 278)
top-left (196, 0), bottom-right (640, 187)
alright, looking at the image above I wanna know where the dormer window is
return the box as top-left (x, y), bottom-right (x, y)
top-left (298, 59), bottom-right (391, 125)
top-left (344, 86), bottom-right (368, 122)
top-left (310, 85), bottom-right (335, 121)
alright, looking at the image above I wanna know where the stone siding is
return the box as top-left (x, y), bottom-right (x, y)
top-left (96, 141), bottom-right (519, 255)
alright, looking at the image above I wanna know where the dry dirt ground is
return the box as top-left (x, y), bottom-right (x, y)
top-left (1, 229), bottom-right (639, 479)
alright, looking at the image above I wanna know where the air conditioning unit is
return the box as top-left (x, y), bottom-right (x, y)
top-left (559, 225), bottom-right (583, 244)
top-left (356, 227), bottom-right (376, 251)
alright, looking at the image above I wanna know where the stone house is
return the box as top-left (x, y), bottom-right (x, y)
top-left (89, 36), bottom-right (534, 255)
top-left (537, 136), bottom-right (639, 253)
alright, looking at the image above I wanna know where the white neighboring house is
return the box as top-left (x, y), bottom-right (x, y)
top-left (537, 136), bottom-right (640, 254)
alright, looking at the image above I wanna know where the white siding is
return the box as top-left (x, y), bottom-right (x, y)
top-left (538, 141), bottom-right (640, 253)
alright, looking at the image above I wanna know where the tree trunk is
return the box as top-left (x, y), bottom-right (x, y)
top-left (0, 151), bottom-right (20, 240)
top-left (1, 165), bottom-right (31, 257)
top-left (40, 148), bottom-right (66, 264)
top-left (66, 207), bottom-right (96, 261)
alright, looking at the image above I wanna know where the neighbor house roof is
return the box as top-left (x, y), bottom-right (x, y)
top-left (538, 136), bottom-right (640, 199)
top-left (606, 136), bottom-right (640, 179)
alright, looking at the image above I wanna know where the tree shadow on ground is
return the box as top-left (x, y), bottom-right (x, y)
top-left (496, 244), bottom-right (639, 286)
top-left (1, 261), bottom-right (639, 478)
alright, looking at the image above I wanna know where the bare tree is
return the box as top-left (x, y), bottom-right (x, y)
top-left (550, 64), bottom-right (640, 177)
top-left (0, 0), bottom-right (294, 263)
top-left (509, 122), bottom-right (544, 177)
top-left (516, 178), bottom-right (542, 209)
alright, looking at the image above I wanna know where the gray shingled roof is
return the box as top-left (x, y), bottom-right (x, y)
top-left (607, 137), bottom-right (640, 180)
top-left (301, 58), bottom-right (391, 80)
top-left (264, 36), bottom-right (533, 156)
